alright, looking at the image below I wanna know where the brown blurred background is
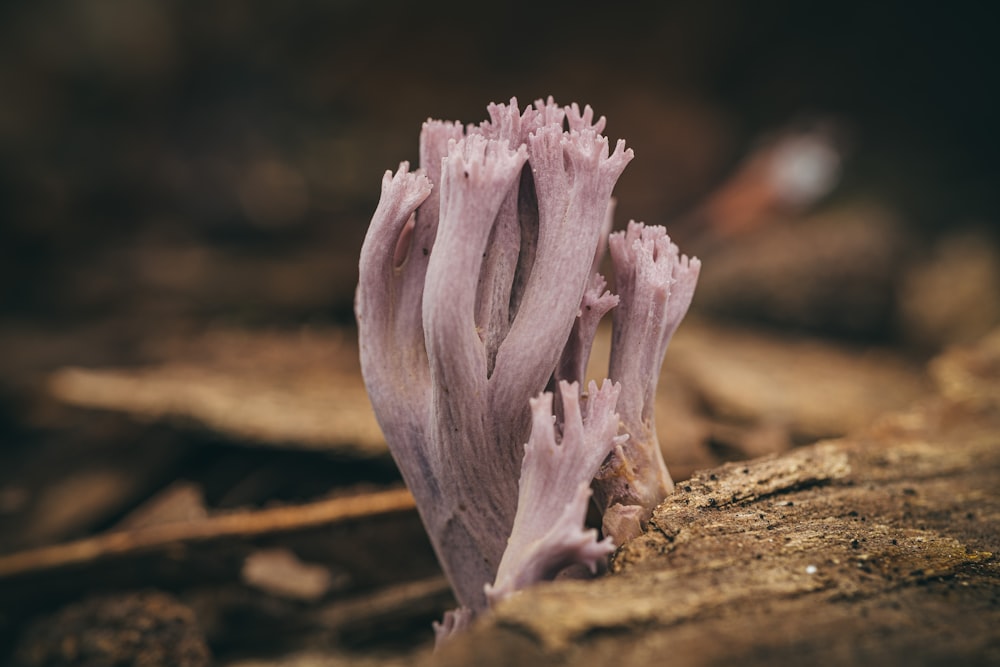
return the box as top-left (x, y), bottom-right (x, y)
top-left (0, 1), bottom-right (998, 664)
top-left (1, 1), bottom-right (997, 333)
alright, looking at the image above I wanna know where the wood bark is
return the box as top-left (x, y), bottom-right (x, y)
top-left (432, 331), bottom-right (1000, 666)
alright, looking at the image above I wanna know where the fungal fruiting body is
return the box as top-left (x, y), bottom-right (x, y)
top-left (354, 98), bottom-right (700, 636)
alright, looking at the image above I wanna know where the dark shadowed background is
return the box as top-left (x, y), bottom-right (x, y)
top-left (2, 1), bottom-right (996, 328)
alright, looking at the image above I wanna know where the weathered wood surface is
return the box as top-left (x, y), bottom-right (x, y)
top-left (47, 328), bottom-right (387, 457)
top-left (433, 330), bottom-right (1000, 666)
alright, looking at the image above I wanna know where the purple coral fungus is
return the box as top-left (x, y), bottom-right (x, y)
top-left (355, 97), bottom-right (700, 633)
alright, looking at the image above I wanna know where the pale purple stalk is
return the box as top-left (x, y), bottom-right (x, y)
top-left (486, 379), bottom-right (626, 606)
top-left (594, 221), bottom-right (702, 542)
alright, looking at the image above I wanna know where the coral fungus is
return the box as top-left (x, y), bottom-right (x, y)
top-left (355, 98), bottom-right (700, 633)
